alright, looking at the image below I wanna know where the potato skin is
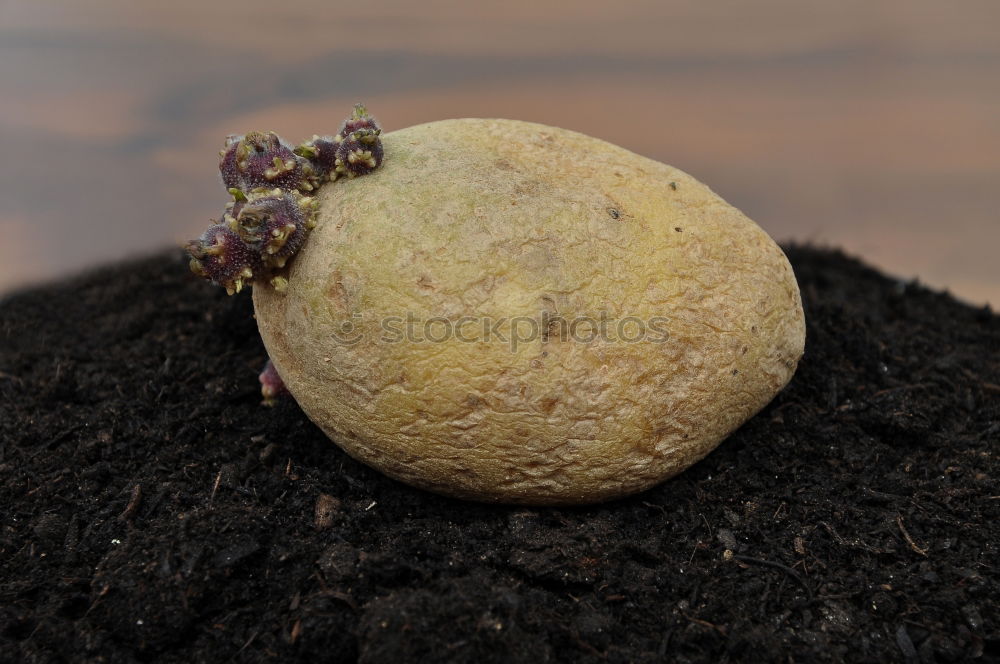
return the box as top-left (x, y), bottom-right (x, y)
top-left (253, 118), bottom-right (805, 505)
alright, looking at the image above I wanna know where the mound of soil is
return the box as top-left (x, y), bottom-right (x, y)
top-left (1, 247), bottom-right (997, 663)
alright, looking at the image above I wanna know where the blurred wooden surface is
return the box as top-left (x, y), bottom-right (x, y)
top-left (1, 0), bottom-right (998, 306)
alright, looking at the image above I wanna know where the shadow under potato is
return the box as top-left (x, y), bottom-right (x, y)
top-left (0, 246), bottom-right (997, 662)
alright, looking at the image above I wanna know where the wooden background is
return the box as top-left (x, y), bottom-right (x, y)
top-left (1, 0), bottom-right (998, 306)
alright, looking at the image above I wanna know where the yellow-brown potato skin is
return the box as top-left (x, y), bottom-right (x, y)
top-left (253, 119), bottom-right (805, 505)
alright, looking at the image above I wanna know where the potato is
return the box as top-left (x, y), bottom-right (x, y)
top-left (252, 118), bottom-right (805, 504)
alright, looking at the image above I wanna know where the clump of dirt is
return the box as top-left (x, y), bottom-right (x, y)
top-left (1, 246), bottom-right (997, 663)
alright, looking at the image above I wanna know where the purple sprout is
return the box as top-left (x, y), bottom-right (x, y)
top-left (336, 128), bottom-right (384, 178)
top-left (258, 358), bottom-right (288, 405)
top-left (186, 223), bottom-right (262, 295)
top-left (230, 189), bottom-right (318, 270)
top-left (294, 135), bottom-right (341, 184)
top-left (219, 131), bottom-right (318, 193)
top-left (337, 103), bottom-right (380, 138)
top-left (188, 103), bottom-right (384, 300)
top-left (295, 106), bottom-right (380, 183)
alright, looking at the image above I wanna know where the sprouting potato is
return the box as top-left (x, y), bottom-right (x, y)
top-left (251, 118), bottom-right (805, 505)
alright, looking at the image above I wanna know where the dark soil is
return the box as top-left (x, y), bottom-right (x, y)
top-left (1, 247), bottom-right (998, 663)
